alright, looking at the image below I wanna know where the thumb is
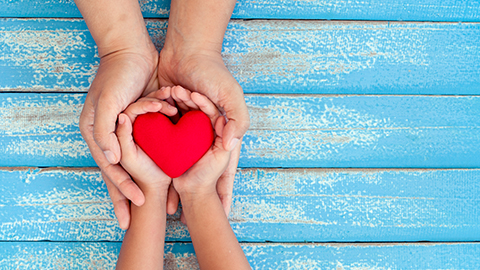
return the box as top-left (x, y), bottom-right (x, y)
top-left (93, 97), bottom-right (123, 164)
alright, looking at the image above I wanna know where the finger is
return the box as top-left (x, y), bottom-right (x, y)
top-left (172, 85), bottom-right (200, 111)
top-left (191, 92), bottom-right (221, 127)
top-left (123, 98), bottom-right (177, 124)
top-left (216, 137), bottom-right (242, 217)
top-left (215, 115), bottom-right (227, 138)
top-left (93, 95), bottom-right (124, 164)
top-left (103, 171), bottom-right (131, 230)
top-left (161, 87), bottom-right (178, 109)
top-left (89, 137), bottom-right (145, 206)
top-left (170, 87), bottom-right (190, 115)
top-left (219, 86), bottom-right (250, 151)
top-left (81, 104), bottom-right (145, 207)
top-left (151, 87), bottom-right (172, 102)
top-left (166, 183), bottom-right (179, 215)
top-left (116, 114), bottom-right (137, 161)
top-left (154, 87), bottom-right (181, 123)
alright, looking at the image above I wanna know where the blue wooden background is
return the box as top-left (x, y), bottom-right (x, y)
top-left (0, 0), bottom-right (479, 269)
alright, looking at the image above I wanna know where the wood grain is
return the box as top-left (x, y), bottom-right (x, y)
top-left (1, 167), bottom-right (479, 242)
top-left (0, 0), bottom-right (479, 21)
top-left (1, 241), bottom-right (479, 269)
top-left (1, 93), bottom-right (480, 168)
top-left (2, 19), bottom-right (480, 94)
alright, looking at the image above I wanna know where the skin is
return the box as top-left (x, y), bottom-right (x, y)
top-left (75, 0), bottom-right (250, 230)
top-left (115, 87), bottom-right (250, 269)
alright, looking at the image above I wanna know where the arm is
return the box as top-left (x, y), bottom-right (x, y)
top-left (116, 184), bottom-right (168, 270)
top-left (75, 0), bottom-right (160, 229)
top-left (114, 99), bottom-right (177, 269)
top-left (181, 188), bottom-right (250, 269)
top-left (74, 0), bottom-right (155, 58)
top-left (164, 0), bottom-right (236, 55)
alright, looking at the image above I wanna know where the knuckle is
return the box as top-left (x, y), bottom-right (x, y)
top-left (116, 177), bottom-right (135, 193)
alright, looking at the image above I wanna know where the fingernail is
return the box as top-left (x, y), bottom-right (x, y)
top-left (104, 150), bottom-right (117, 164)
top-left (118, 114), bottom-right (125, 125)
top-left (119, 219), bottom-right (127, 230)
top-left (228, 138), bottom-right (239, 151)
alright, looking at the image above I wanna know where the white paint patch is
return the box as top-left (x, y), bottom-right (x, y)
top-left (139, 0), bottom-right (169, 15)
top-left (0, 102), bottom-right (82, 134)
top-left (3, 138), bottom-right (90, 159)
top-left (1, 27), bottom-right (98, 89)
top-left (164, 251), bottom-right (199, 270)
top-left (225, 21), bottom-right (429, 85)
top-left (244, 96), bottom-right (397, 161)
top-left (230, 198), bottom-right (335, 225)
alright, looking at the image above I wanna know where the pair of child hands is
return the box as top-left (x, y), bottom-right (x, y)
top-left (115, 86), bottom-right (251, 269)
top-left (116, 85), bottom-right (232, 217)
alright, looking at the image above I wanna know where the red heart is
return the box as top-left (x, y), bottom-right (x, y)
top-left (132, 110), bottom-right (214, 178)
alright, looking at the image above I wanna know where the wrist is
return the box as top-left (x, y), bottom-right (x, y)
top-left (163, 0), bottom-right (236, 56)
top-left (178, 188), bottom-right (217, 208)
top-left (136, 181), bottom-right (171, 199)
top-left (76, 0), bottom-right (157, 59)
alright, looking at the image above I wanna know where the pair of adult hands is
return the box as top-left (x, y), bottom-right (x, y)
top-left (79, 37), bottom-right (249, 229)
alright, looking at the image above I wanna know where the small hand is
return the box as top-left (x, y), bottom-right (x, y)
top-left (172, 116), bottom-right (231, 196)
top-left (155, 86), bottom-right (231, 224)
top-left (116, 97), bottom-right (178, 192)
top-left (168, 87), bottom-right (232, 222)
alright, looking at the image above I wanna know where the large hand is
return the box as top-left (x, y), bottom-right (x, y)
top-left (79, 50), bottom-right (159, 230)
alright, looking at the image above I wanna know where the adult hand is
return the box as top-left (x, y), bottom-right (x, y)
top-left (79, 50), bottom-right (159, 230)
top-left (155, 0), bottom-right (250, 217)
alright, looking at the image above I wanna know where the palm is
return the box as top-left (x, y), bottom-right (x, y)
top-left (173, 136), bottom-right (230, 195)
top-left (88, 53), bottom-right (159, 115)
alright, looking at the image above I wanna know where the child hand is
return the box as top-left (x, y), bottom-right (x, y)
top-left (116, 97), bottom-right (178, 193)
top-left (166, 86), bottom-right (232, 200)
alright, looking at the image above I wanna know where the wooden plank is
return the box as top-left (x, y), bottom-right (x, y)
top-left (1, 168), bottom-right (479, 242)
top-left (0, 0), bottom-right (479, 21)
top-left (1, 93), bottom-right (480, 168)
top-left (2, 19), bottom-right (480, 94)
top-left (1, 242), bottom-right (480, 269)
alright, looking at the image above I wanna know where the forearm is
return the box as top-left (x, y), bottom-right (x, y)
top-left (165, 0), bottom-right (237, 54)
top-left (116, 188), bottom-right (168, 270)
top-left (74, 0), bottom-right (155, 57)
top-left (181, 192), bottom-right (250, 269)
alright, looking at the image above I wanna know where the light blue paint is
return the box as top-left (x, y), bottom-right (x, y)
top-left (0, 242), bottom-right (480, 269)
top-left (1, 168), bottom-right (479, 242)
top-left (2, 93), bottom-right (480, 168)
top-left (2, 19), bottom-right (480, 94)
top-left (1, 5), bottom-right (480, 268)
top-left (0, 0), bottom-right (479, 21)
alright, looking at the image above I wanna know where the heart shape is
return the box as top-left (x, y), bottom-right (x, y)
top-left (132, 110), bottom-right (214, 178)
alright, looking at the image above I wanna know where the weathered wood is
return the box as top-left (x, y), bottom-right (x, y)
top-left (2, 19), bottom-right (480, 94)
top-left (1, 167), bottom-right (479, 242)
top-left (0, 0), bottom-right (479, 21)
top-left (1, 241), bottom-right (479, 269)
top-left (1, 93), bottom-right (480, 168)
